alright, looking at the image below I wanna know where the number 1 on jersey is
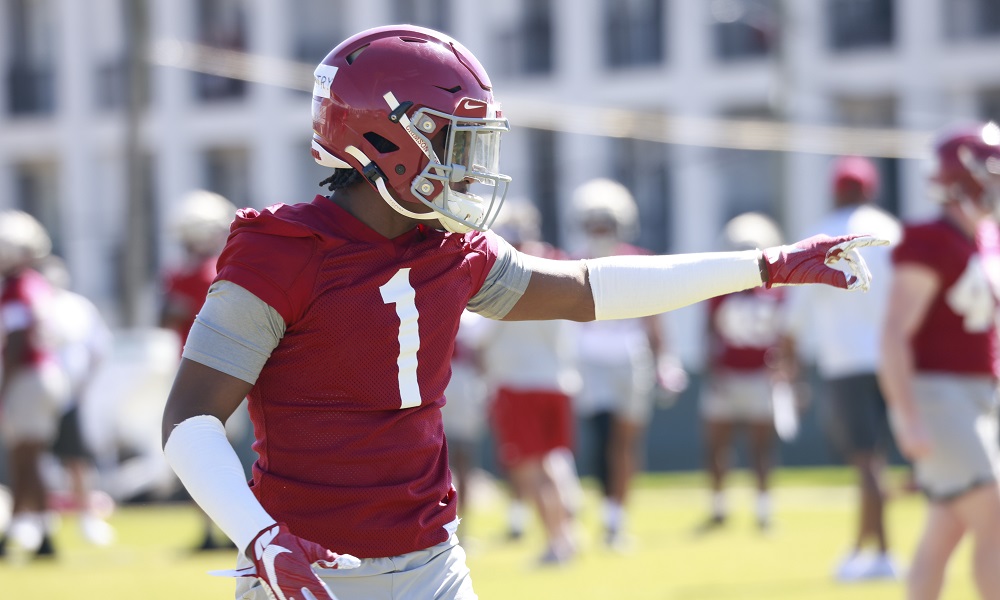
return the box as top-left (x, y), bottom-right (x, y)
top-left (379, 268), bottom-right (422, 408)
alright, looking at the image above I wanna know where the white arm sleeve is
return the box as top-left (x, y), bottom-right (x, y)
top-left (587, 250), bottom-right (764, 320)
top-left (163, 415), bottom-right (276, 555)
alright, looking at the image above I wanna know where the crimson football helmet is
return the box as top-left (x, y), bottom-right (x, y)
top-left (310, 25), bottom-right (511, 233)
top-left (931, 121), bottom-right (1000, 215)
top-left (831, 155), bottom-right (879, 201)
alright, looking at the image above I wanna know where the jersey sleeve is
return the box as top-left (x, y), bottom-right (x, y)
top-left (182, 280), bottom-right (286, 384)
top-left (466, 233), bottom-right (531, 319)
top-left (214, 210), bottom-right (321, 325)
top-left (892, 225), bottom-right (943, 272)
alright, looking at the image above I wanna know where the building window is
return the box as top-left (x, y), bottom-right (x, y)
top-left (392, 0), bottom-right (450, 34)
top-left (522, 0), bottom-right (553, 74)
top-left (291, 0), bottom-right (344, 64)
top-left (526, 128), bottom-right (561, 246)
top-left (827, 0), bottom-right (894, 51)
top-left (91, 0), bottom-right (129, 110)
top-left (711, 0), bottom-right (779, 61)
top-left (612, 137), bottom-right (670, 254)
top-left (496, 0), bottom-right (554, 76)
top-left (13, 161), bottom-right (61, 254)
top-left (196, 0), bottom-right (248, 101)
top-left (946, 0), bottom-right (1000, 40)
top-left (203, 147), bottom-right (251, 208)
top-left (604, 0), bottom-right (665, 68)
top-left (5, 0), bottom-right (57, 115)
top-left (978, 88), bottom-right (1000, 123)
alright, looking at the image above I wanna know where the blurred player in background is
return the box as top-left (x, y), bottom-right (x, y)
top-left (700, 212), bottom-right (787, 531)
top-left (38, 255), bottom-right (116, 547)
top-left (0, 211), bottom-right (67, 559)
top-left (571, 178), bottom-right (687, 550)
top-left (880, 122), bottom-right (1000, 600)
top-left (160, 25), bottom-right (886, 600)
top-left (481, 199), bottom-right (583, 564)
top-left (439, 309), bottom-right (490, 541)
top-left (783, 155), bottom-right (902, 581)
top-left (160, 189), bottom-right (250, 552)
top-left (161, 190), bottom-right (238, 346)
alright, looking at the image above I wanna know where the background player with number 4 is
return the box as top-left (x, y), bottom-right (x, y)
top-left (161, 24), bottom-right (888, 600)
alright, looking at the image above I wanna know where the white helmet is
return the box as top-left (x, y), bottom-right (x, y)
top-left (720, 212), bottom-right (783, 251)
top-left (173, 190), bottom-right (237, 256)
top-left (492, 198), bottom-right (541, 245)
top-left (571, 178), bottom-right (638, 241)
top-left (0, 210), bottom-right (51, 273)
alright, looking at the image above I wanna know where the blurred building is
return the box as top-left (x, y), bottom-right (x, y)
top-left (0, 0), bottom-right (998, 356)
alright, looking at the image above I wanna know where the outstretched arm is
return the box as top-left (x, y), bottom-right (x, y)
top-left (503, 234), bottom-right (887, 323)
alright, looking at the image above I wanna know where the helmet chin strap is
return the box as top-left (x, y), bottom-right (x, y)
top-left (343, 145), bottom-right (470, 229)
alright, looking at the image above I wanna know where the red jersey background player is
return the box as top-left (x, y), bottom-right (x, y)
top-left (0, 211), bottom-right (66, 559)
top-left (160, 24), bottom-right (888, 600)
top-left (700, 212), bottom-right (786, 531)
top-left (160, 189), bottom-right (247, 552)
top-left (161, 190), bottom-right (237, 347)
top-left (879, 122), bottom-right (1000, 600)
top-left (570, 177), bottom-right (684, 550)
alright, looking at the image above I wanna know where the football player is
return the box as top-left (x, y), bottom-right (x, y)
top-left (0, 211), bottom-right (67, 559)
top-left (160, 189), bottom-right (255, 553)
top-left (879, 122), bottom-right (1000, 600)
top-left (570, 178), bottom-right (679, 550)
top-left (700, 212), bottom-right (786, 532)
top-left (783, 155), bottom-right (903, 581)
top-left (161, 25), bottom-right (886, 600)
top-left (480, 199), bottom-right (583, 564)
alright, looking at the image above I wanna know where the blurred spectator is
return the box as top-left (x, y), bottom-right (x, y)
top-left (879, 122), bottom-right (1000, 600)
top-left (37, 255), bottom-right (116, 546)
top-left (783, 155), bottom-right (902, 581)
top-left (439, 309), bottom-right (491, 540)
top-left (700, 212), bottom-right (787, 531)
top-left (570, 179), bottom-right (686, 550)
top-left (479, 200), bottom-right (583, 564)
top-left (0, 211), bottom-right (67, 559)
top-left (160, 189), bottom-right (250, 552)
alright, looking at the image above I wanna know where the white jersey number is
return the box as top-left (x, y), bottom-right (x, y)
top-left (946, 256), bottom-right (997, 333)
top-left (380, 268), bottom-right (422, 409)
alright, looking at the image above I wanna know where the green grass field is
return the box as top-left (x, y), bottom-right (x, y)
top-left (0, 468), bottom-right (979, 599)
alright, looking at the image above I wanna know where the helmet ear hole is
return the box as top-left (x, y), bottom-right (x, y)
top-left (345, 45), bottom-right (369, 64)
top-left (363, 132), bottom-right (400, 154)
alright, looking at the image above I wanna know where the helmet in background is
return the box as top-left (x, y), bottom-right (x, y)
top-left (0, 210), bottom-right (51, 274)
top-left (492, 198), bottom-right (541, 246)
top-left (173, 190), bottom-right (237, 256)
top-left (720, 212), bottom-right (783, 252)
top-left (831, 155), bottom-right (879, 202)
top-left (571, 178), bottom-right (638, 240)
top-left (931, 121), bottom-right (1000, 214)
top-left (310, 25), bottom-right (511, 233)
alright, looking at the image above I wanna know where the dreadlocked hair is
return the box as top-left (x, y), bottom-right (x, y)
top-left (319, 169), bottom-right (363, 191)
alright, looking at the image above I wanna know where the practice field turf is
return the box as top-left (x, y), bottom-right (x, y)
top-left (0, 468), bottom-right (979, 599)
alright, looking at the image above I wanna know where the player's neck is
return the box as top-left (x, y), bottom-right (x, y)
top-left (329, 185), bottom-right (420, 239)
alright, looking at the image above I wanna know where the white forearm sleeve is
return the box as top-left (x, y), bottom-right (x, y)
top-left (587, 250), bottom-right (764, 320)
top-left (163, 415), bottom-right (275, 555)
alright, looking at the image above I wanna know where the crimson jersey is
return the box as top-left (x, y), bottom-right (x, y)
top-left (1, 269), bottom-right (56, 367)
top-left (892, 218), bottom-right (1000, 376)
top-left (215, 196), bottom-right (501, 558)
top-left (162, 256), bottom-right (217, 345)
top-left (707, 287), bottom-right (784, 371)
